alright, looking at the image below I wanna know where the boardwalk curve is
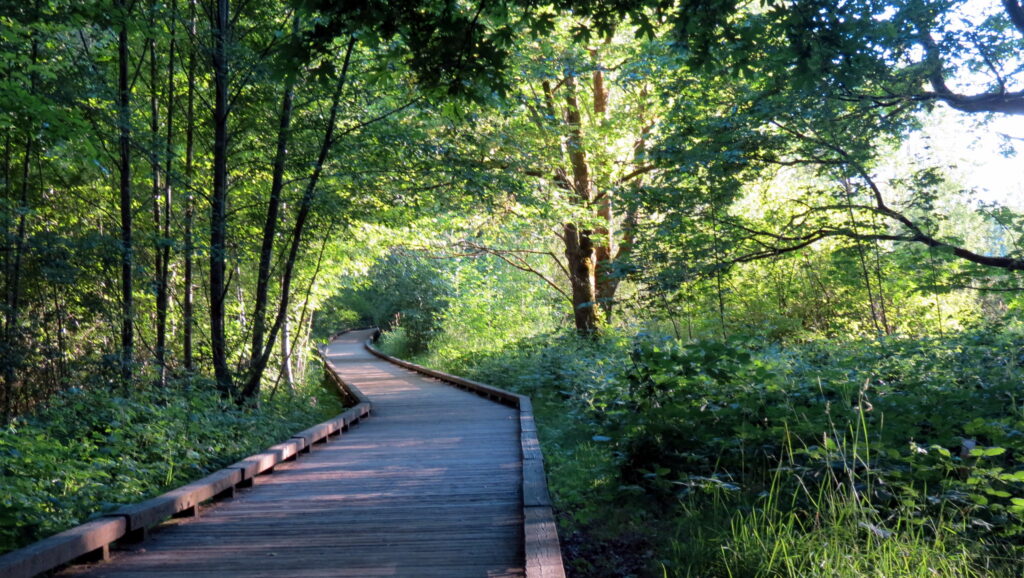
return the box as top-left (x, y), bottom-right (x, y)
top-left (38, 328), bottom-right (556, 577)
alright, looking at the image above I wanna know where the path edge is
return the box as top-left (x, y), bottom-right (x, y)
top-left (0, 330), bottom-right (372, 578)
top-left (363, 331), bottom-right (567, 578)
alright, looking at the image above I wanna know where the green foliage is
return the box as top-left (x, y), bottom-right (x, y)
top-left (414, 313), bottom-right (1024, 576)
top-left (324, 251), bottom-right (454, 355)
top-left (310, 295), bottom-right (363, 342)
top-left (0, 371), bottom-right (342, 554)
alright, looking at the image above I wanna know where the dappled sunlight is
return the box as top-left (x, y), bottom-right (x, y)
top-left (51, 319), bottom-right (528, 577)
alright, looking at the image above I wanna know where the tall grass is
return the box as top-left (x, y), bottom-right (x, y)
top-left (665, 388), bottom-right (996, 577)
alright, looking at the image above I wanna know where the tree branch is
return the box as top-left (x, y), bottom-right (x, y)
top-left (1003, 0), bottom-right (1024, 36)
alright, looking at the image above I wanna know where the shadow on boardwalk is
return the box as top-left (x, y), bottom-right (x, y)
top-left (62, 329), bottom-right (524, 578)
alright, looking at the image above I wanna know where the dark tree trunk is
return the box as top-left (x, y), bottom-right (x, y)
top-left (250, 40), bottom-right (298, 371)
top-left (210, 0), bottom-right (232, 395)
top-left (154, 0), bottom-right (176, 385)
top-left (1, 137), bottom-right (10, 390)
top-left (117, 0), bottom-right (134, 385)
top-left (182, 0), bottom-right (196, 371)
top-left (239, 37), bottom-right (355, 400)
top-left (148, 10), bottom-right (169, 386)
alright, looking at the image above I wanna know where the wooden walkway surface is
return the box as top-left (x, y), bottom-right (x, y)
top-left (61, 329), bottom-right (525, 577)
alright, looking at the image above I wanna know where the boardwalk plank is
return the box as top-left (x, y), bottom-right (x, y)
top-left (61, 329), bottom-right (525, 578)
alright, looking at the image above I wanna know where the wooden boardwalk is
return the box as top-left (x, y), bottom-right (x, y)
top-left (61, 329), bottom-right (525, 577)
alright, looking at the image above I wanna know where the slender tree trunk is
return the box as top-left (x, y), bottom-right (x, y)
top-left (148, 10), bottom-right (168, 386)
top-left (563, 75), bottom-right (591, 203)
top-left (1, 135), bottom-right (11, 413)
top-left (250, 43), bottom-right (298, 370)
top-left (182, 0), bottom-right (196, 371)
top-left (240, 37), bottom-right (355, 400)
top-left (117, 1), bottom-right (134, 384)
top-left (51, 286), bottom-right (67, 383)
top-left (3, 26), bottom-right (41, 402)
top-left (870, 215), bottom-right (893, 334)
top-left (842, 179), bottom-right (888, 335)
top-left (0, 2), bottom-right (42, 416)
top-left (210, 0), bottom-right (233, 395)
top-left (280, 305), bottom-right (294, 392)
top-left (154, 0), bottom-right (177, 385)
top-left (2, 133), bottom-right (11, 340)
top-left (293, 223), bottom-right (334, 382)
top-left (234, 259), bottom-right (246, 330)
top-left (6, 116), bottom-right (32, 395)
top-left (711, 207), bottom-right (728, 339)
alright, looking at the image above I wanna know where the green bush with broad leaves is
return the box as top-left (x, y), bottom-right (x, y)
top-left (0, 370), bottom-right (343, 554)
top-left (404, 321), bottom-right (1024, 576)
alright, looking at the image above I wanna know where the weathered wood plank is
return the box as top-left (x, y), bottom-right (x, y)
top-left (0, 517), bottom-right (125, 578)
top-left (110, 468), bottom-right (243, 533)
top-left (365, 341), bottom-right (524, 408)
top-left (525, 506), bottom-right (567, 578)
top-left (363, 333), bottom-right (565, 577)
top-left (61, 329), bottom-right (529, 578)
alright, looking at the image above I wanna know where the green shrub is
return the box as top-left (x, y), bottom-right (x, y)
top-left (415, 323), bottom-right (1024, 576)
top-left (0, 369), bottom-right (343, 554)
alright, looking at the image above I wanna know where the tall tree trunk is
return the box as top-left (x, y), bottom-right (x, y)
top-left (239, 37), bottom-right (355, 400)
top-left (182, 0), bottom-right (196, 371)
top-left (1, 129), bottom-right (10, 416)
top-left (2, 132), bottom-right (11, 341)
top-left (563, 223), bottom-right (599, 334)
top-left (280, 305), bottom-right (294, 392)
top-left (6, 104), bottom-right (33, 392)
top-left (561, 74), bottom-right (600, 334)
top-left (842, 178), bottom-right (889, 335)
top-left (563, 75), bottom-right (592, 203)
top-left (117, 0), bottom-right (134, 385)
top-left (587, 49), bottom-right (617, 320)
top-left (1, 137), bottom-right (10, 408)
top-left (148, 9), bottom-right (168, 386)
top-left (210, 0), bottom-right (232, 395)
top-left (154, 0), bottom-right (176, 385)
top-left (250, 40), bottom-right (298, 370)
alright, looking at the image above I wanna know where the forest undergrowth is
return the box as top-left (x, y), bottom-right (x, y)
top-left (0, 365), bottom-right (342, 554)
top-left (380, 321), bottom-right (1024, 577)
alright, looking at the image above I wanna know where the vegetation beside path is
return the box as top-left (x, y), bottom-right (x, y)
top-left (0, 370), bottom-right (341, 554)
top-left (379, 323), bottom-right (1024, 577)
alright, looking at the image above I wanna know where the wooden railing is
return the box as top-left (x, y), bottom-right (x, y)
top-left (0, 336), bottom-right (372, 578)
top-left (364, 334), bottom-right (567, 578)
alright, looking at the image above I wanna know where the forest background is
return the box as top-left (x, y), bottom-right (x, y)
top-left (4, 0), bottom-right (1024, 575)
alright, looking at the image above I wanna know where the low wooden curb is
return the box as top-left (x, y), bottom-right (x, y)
top-left (0, 518), bottom-right (126, 578)
top-left (0, 331), bottom-right (373, 578)
top-left (364, 336), bottom-right (566, 578)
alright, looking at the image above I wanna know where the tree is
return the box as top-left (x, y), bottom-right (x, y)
top-left (403, 24), bottom-right (666, 335)
top-left (643, 0), bottom-right (1024, 295)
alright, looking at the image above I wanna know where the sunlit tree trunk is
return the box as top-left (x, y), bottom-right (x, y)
top-left (280, 307), bottom-right (294, 392)
top-left (153, 0), bottom-right (177, 386)
top-left (563, 223), bottom-right (599, 334)
top-left (561, 74), bottom-right (600, 334)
